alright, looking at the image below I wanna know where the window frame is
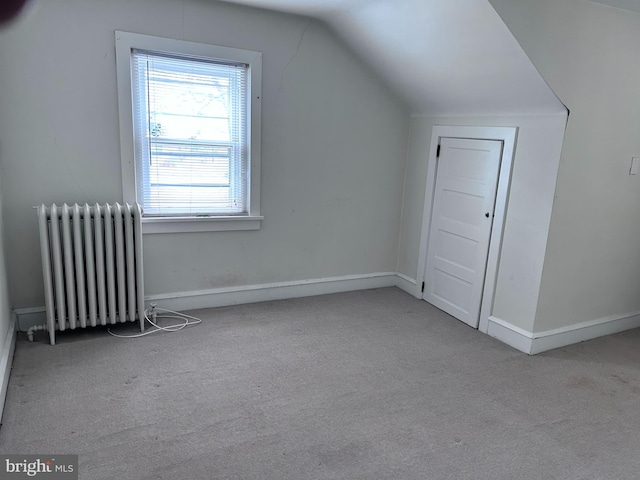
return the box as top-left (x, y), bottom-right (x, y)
top-left (115, 31), bottom-right (263, 234)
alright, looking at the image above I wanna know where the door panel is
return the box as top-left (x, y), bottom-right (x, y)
top-left (423, 137), bottom-right (503, 328)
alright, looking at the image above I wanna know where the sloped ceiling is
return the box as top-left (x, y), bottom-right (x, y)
top-left (589, 0), bottom-right (640, 13)
top-left (219, 0), bottom-right (566, 115)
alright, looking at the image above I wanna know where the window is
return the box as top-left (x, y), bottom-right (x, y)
top-left (132, 51), bottom-right (247, 216)
top-left (115, 32), bottom-right (262, 233)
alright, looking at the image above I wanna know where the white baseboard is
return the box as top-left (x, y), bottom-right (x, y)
top-left (147, 272), bottom-right (399, 312)
top-left (530, 310), bottom-right (640, 354)
top-left (486, 316), bottom-right (534, 354)
top-left (17, 273), bottom-right (638, 356)
top-left (13, 306), bottom-right (47, 333)
top-left (0, 315), bottom-right (17, 424)
top-left (395, 273), bottom-right (419, 297)
top-left (16, 273), bottom-right (401, 331)
top-left (487, 310), bottom-right (640, 355)
top-left (16, 273), bottom-right (402, 332)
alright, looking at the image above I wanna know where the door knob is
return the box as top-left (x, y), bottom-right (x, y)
top-left (485, 212), bottom-right (490, 218)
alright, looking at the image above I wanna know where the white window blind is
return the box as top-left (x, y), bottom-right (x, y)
top-left (131, 50), bottom-right (249, 216)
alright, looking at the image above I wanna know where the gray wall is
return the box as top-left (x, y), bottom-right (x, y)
top-left (490, 0), bottom-right (640, 332)
top-left (0, 0), bottom-right (409, 308)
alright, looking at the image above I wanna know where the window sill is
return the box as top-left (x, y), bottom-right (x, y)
top-left (141, 215), bottom-right (263, 234)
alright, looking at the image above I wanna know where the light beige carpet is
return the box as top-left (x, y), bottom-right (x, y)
top-left (1, 288), bottom-right (639, 479)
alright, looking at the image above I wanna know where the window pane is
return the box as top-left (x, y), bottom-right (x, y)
top-left (147, 71), bottom-right (231, 142)
top-left (150, 114), bottom-right (230, 142)
top-left (149, 143), bottom-right (231, 186)
top-left (132, 49), bottom-right (248, 216)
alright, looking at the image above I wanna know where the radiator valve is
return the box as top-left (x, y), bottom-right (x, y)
top-left (148, 302), bottom-right (158, 322)
top-left (27, 323), bottom-right (47, 342)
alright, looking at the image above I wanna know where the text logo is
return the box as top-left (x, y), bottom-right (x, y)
top-left (0, 456), bottom-right (77, 479)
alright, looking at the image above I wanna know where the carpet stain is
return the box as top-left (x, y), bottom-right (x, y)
top-left (566, 375), bottom-right (598, 390)
top-left (315, 442), bottom-right (369, 467)
top-left (611, 373), bottom-right (631, 385)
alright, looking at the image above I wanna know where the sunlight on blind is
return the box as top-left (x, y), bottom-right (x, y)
top-left (132, 50), bottom-right (248, 216)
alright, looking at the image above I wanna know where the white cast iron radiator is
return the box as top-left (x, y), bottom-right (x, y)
top-left (36, 203), bottom-right (145, 345)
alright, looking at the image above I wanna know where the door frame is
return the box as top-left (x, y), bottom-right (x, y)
top-left (416, 125), bottom-right (517, 334)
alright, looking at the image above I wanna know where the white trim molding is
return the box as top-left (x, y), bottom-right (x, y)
top-left (13, 306), bottom-right (47, 333)
top-left (530, 310), bottom-right (640, 354)
top-left (486, 316), bottom-right (534, 354)
top-left (395, 273), bottom-right (418, 297)
top-left (16, 273), bottom-right (401, 332)
top-left (115, 31), bottom-right (263, 233)
top-left (142, 216), bottom-right (263, 234)
top-left (146, 273), bottom-right (399, 312)
top-left (15, 272), bottom-right (639, 356)
top-left (487, 311), bottom-right (640, 355)
top-left (0, 315), bottom-right (17, 423)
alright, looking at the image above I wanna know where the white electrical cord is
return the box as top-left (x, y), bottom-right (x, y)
top-left (107, 305), bottom-right (201, 339)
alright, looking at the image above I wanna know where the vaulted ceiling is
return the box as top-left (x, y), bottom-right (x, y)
top-left (589, 0), bottom-right (640, 13)
top-left (219, 0), bottom-right (566, 115)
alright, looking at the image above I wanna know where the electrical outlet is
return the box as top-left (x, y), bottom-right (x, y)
top-left (630, 157), bottom-right (639, 175)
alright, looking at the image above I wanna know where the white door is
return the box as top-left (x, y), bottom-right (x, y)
top-left (423, 137), bottom-right (503, 328)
